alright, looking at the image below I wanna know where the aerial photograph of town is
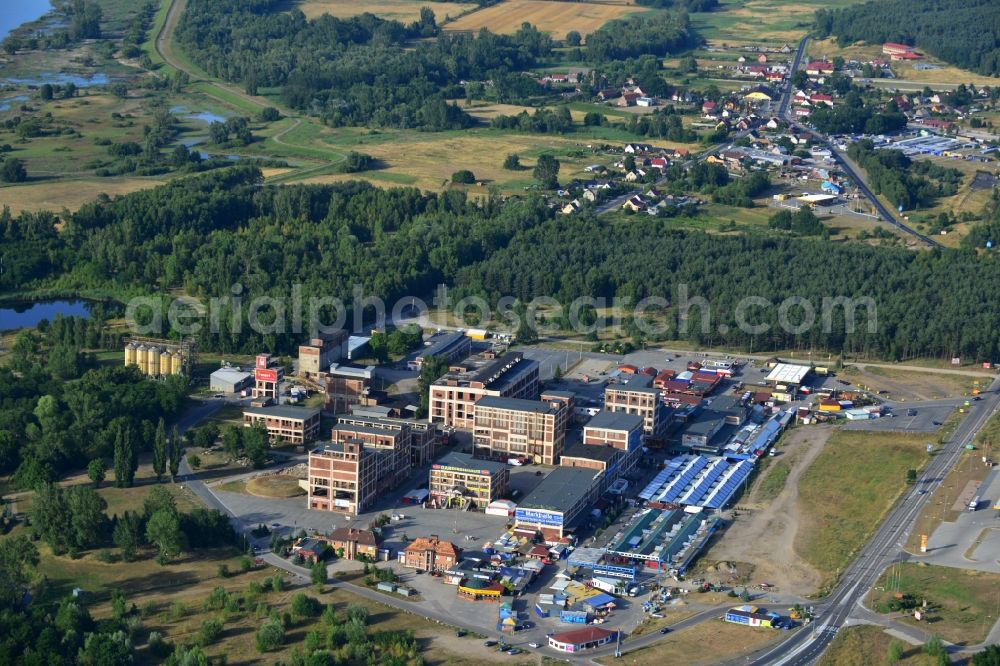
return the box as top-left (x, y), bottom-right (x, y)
top-left (1, 0), bottom-right (1000, 664)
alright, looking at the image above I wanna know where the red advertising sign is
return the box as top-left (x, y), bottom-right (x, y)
top-left (256, 368), bottom-right (277, 383)
top-left (256, 354), bottom-right (269, 369)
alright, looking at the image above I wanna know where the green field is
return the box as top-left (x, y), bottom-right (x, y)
top-left (794, 430), bottom-right (929, 593)
top-left (818, 625), bottom-right (939, 666)
top-left (868, 563), bottom-right (1000, 646)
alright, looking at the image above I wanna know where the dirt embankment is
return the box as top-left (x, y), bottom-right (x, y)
top-left (703, 426), bottom-right (834, 597)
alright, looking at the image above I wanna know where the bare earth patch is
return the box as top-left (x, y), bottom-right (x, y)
top-left (704, 426), bottom-right (832, 596)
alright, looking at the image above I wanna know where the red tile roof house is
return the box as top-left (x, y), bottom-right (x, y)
top-left (402, 535), bottom-right (462, 572)
top-left (702, 100), bottom-right (718, 115)
top-left (882, 42), bottom-right (917, 57)
top-left (805, 61), bottom-right (834, 76)
top-left (809, 94), bottom-right (833, 107)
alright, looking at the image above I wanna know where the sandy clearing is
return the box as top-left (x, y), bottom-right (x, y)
top-left (705, 426), bottom-right (834, 596)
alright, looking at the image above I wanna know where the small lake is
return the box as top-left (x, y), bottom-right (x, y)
top-left (0, 95), bottom-right (29, 112)
top-left (0, 300), bottom-right (94, 330)
top-left (170, 106), bottom-right (226, 125)
top-left (0, 72), bottom-right (110, 88)
top-left (0, 0), bottom-right (53, 42)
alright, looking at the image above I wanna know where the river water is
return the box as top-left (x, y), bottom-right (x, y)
top-left (0, 0), bottom-right (54, 43)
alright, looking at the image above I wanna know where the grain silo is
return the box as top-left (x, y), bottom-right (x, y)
top-left (160, 350), bottom-right (172, 377)
top-left (170, 351), bottom-right (183, 375)
top-left (147, 346), bottom-right (161, 377)
top-left (124, 342), bottom-right (137, 367)
top-left (136, 344), bottom-right (148, 374)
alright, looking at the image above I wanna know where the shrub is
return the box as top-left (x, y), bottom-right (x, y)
top-left (199, 617), bottom-right (224, 646)
top-left (255, 619), bottom-right (285, 652)
top-left (217, 564), bottom-right (230, 578)
top-left (451, 169), bottom-right (476, 184)
top-left (147, 631), bottom-right (171, 657)
top-left (291, 593), bottom-right (322, 619)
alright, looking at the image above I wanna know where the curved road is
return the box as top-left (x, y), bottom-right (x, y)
top-left (776, 35), bottom-right (940, 249)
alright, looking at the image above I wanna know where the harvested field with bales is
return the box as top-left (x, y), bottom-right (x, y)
top-left (444, 0), bottom-right (644, 40)
top-left (298, 0), bottom-right (477, 23)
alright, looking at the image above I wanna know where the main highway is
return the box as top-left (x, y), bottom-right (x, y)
top-left (777, 35), bottom-right (941, 249)
top-left (745, 376), bottom-right (1000, 665)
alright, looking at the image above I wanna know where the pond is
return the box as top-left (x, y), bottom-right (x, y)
top-left (0, 72), bottom-right (110, 88)
top-left (0, 95), bottom-right (29, 112)
top-left (1, 0), bottom-right (53, 42)
top-left (169, 106), bottom-right (226, 125)
top-left (0, 299), bottom-right (92, 331)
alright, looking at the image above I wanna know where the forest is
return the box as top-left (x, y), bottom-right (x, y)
top-left (451, 215), bottom-right (1000, 362)
top-left (846, 139), bottom-right (961, 211)
top-left (814, 0), bottom-right (1000, 76)
top-left (8, 164), bottom-right (1000, 361)
top-left (1, 166), bottom-right (553, 355)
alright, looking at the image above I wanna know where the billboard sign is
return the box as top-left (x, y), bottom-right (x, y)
top-left (515, 508), bottom-right (563, 527)
top-left (256, 368), bottom-right (278, 383)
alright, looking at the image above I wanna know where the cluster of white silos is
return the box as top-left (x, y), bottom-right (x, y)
top-left (125, 342), bottom-right (184, 376)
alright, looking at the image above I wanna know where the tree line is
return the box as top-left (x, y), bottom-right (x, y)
top-left (4, 165), bottom-right (554, 355)
top-left (847, 139), bottom-right (961, 211)
top-left (452, 215), bottom-right (1000, 361)
top-left (814, 0), bottom-right (1000, 76)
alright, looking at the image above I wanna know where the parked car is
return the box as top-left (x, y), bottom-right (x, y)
top-left (508, 648), bottom-right (522, 656)
top-left (484, 640), bottom-right (497, 647)
top-left (907, 408), bottom-right (917, 416)
top-left (456, 630), bottom-right (466, 637)
top-left (528, 642), bottom-right (540, 648)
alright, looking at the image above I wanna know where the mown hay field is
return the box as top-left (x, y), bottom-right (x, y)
top-left (444, 0), bottom-right (643, 39)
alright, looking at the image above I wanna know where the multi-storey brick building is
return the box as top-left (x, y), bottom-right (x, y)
top-left (242, 405), bottom-right (320, 444)
top-left (324, 364), bottom-right (374, 414)
top-left (582, 410), bottom-right (645, 472)
top-left (428, 352), bottom-right (539, 429)
top-left (603, 373), bottom-right (669, 438)
top-left (428, 452), bottom-right (509, 509)
top-left (473, 396), bottom-right (568, 465)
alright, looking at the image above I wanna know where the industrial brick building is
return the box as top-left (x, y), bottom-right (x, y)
top-left (473, 396), bottom-right (568, 465)
top-left (252, 353), bottom-right (283, 401)
top-left (324, 364), bottom-right (374, 414)
top-left (559, 443), bottom-right (624, 475)
top-left (242, 404), bottom-right (321, 444)
top-left (428, 352), bottom-right (540, 429)
top-left (603, 374), bottom-right (669, 439)
top-left (413, 331), bottom-right (472, 370)
top-left (428, 452), bottom-right (510, 509)
top-left (308, 440), bottom-right (389, 514)
top-left (514, 467), bottom-right (605, 542)
top-left (307, 415), bottom-right (439, 514)
top-left (582, 410), bottom-right (644, 472)
top-left (298, 330), bottom-right (348, 376)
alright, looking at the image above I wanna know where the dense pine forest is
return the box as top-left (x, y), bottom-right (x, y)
top-left (814, 0), bottom-right (1000, 76)
top-left (5, 167), bottom-right (1000, 362)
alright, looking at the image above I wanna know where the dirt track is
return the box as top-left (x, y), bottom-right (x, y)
top-left (705, 426), bottom-right (834, 597)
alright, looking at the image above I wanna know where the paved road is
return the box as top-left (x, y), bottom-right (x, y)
top-left (771, 36), bottom-right (941, 250)
top-left (826, 147), bottom-right (942, 248)
top-left (777, 35), bottom-right (810, 118)
top-left (745, 376), bottom-right (1000, 665)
